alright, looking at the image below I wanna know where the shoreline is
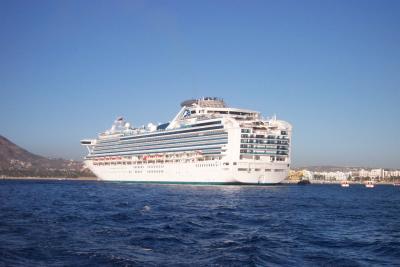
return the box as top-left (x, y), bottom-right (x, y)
top-left (283, 180), bottom-right (398, 185)
top-left (0, 176), bottom-right (98, 181)
top-left (1, 177), bottom-right (398, 185)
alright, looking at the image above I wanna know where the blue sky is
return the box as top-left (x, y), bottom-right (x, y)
top-left (0, 0), bottom-right (399, 168)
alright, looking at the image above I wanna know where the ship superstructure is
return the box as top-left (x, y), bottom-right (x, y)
top-left (81, 97), bottom-right (292, 184)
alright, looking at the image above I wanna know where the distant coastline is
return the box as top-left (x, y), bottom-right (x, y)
top-left (282, 180), bottom-right (397, 185)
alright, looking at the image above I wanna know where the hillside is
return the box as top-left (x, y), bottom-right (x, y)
top-left (0, 135), bottom-right (93, 178)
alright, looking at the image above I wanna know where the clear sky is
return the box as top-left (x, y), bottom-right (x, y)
top-left (0, 0), bottom-right (399, 168)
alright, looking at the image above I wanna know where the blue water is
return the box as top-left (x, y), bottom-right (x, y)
top-left (0, 180), bottom-right (399, 266)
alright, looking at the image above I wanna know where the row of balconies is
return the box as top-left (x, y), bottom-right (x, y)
top-left (240, 129), bottom-right (288, 136)
top-left (240, 134), bottom-right (289, 140)
top-left (241, 139), bottom-right (289, 145)
top-left (239, 149), bottom-right (289, 155)
top-left (240, 144), bottom-right (289, 150)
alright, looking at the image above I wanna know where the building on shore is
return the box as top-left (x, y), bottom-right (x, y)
top-left (358, 168), bottom-right (384, 178)
top-left (290, 168), bottom-right (400, 182)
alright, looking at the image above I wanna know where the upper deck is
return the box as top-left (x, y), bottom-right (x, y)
top-left (176, 97), bottom-right (260, 123)
top-left (89, 97), bottom-right (287, 141)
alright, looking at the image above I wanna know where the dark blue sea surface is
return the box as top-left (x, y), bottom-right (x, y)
top-left (0, 180), bottom-right (399, 266)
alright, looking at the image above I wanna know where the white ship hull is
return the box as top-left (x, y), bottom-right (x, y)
top-left (81, 97), bottom-right (292, 185)
top-left (85, 160), bottom-right (288, 184)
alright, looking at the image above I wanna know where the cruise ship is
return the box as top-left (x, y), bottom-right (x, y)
top-left (81, 97), bottom-right (292, 184)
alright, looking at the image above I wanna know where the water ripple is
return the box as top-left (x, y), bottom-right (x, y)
top-left (0, 180), bottom-right (399, 266)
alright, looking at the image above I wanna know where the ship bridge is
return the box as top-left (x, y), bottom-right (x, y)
top-left (179, 97), bottom-right (260, 120)
top-left (181, 97), bottom-right (226, 108)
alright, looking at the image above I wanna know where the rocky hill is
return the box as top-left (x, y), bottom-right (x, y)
top-left (0, 135), bottom-right (93, 178)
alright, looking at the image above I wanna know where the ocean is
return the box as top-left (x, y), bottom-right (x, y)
top-left (0, 180), bottom-right (399, 266)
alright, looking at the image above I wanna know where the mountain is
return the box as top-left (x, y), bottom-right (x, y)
top-left (0, 135), bottom-right (93, 178)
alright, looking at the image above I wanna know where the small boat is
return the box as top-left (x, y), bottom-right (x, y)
top-left (393, 183), bottom-right (400, 187)
top-left (341, 181), bottom-right (350, 187)
top-left (365, 181), bottom-right (375, 188)
top-left (297, 179), bottom-right (311, 185)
